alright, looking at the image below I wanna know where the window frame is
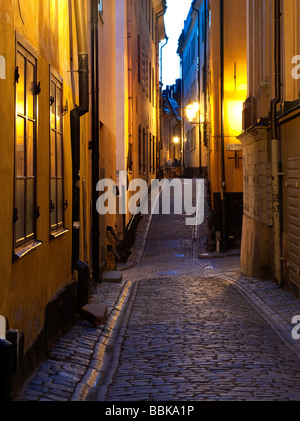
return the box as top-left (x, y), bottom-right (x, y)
top-left (153, 135), bottom-right (156, 175)
top-left (138, 124), bottom-right (142, 173)
top-left (49, 67), bottom-right (66, 236)
top-left (14, 34), bottom-right (38, 251)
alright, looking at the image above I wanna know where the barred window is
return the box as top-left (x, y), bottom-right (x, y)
top-left (14, 42), bottom-right (37, 248)
top-left (152, 135), bottom-right (156, 174)
top-left (149, 133), bottom-right (152, 172)
top-left (141, 41), bottom-right (146, 91)
top-left (139, 124), bottom-right (142, 172)
top-left (50, 73), bottom-right (65, 233)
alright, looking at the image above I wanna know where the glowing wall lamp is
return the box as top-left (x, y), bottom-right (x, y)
top-left (185, 102), bottom-right (205, 124)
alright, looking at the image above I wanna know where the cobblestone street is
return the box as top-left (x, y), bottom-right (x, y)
top-left (18, 181), bottom-right (300, 402)
top-left (87, 197), bottom-right (300, 402)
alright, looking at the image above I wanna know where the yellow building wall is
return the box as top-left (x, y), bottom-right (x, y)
top-left (209, 0), bottom-right (247, 198)
top-left (0, 0), bottom-right (164, 355)
top-left (115, 0), bottom-right (161, 235)
top-left (0, 0), bottom-right (83, 352)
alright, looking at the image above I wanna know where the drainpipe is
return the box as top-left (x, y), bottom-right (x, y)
top-left (220, 0), bottom-right (226, 248)
top-left (156, 2), bottom-right (167, 178)
top-left (91, 0), bottom-right (101, 283)
top-left (181, 59), bottom-right (184, 177)
top-left (160, 37), bottom-right (169, 85)
top-left (178, 43), bottom-right (185, 177)
top-left (203, 0), bottom-right (208, 165)
top-left (159, 36), bottom-right (168, 178)
top-left (271, 0), bottom-right (283, 286)
top-left (192, 4), bottom-right (202, 177)
top-left (71, 0), bottom-right (89, 269)
top-left (127, 0), bottom-right (133, 173)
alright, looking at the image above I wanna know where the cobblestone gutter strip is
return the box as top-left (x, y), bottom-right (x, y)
top-left (222, 274), bottom-right (300, 361)
top-left (80, 280), bottom-right (140, 401)
top-left (71, 280), bottom-right (136, 401)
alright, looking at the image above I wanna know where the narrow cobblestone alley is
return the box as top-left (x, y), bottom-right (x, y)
top-left (18, 180), bottom-right (300, 403)
top-left (86, 183), bottom-right (300, 402)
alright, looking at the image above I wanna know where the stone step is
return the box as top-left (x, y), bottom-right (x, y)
top-left (102, 271), bottom-right (123, 284)
top-left (79, 303), bottom-right (108, 327)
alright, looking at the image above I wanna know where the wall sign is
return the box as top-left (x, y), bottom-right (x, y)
top-left (226, 143), bottom-right (243, 152)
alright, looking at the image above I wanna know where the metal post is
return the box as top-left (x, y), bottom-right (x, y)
top-left (270, 0), bottom-right (283, 286)
top-left (220, 0), bottom-right (226, 249)
top-left (0, 338), bottom-right (13, 401)
top-left (91, 0), bottom-right (101, 283)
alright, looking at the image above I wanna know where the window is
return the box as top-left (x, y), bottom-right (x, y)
top-left (98, 0), bottom-right (103, 15)
top-left (152, 9), bottom-right (154, 41)
top-left (150, 134), bottom-right (156, 175)
top-left (145, 52), bottom-right (149, 97)
top-left (188, 127), bottom-right (196, 151)
top-left (14, 41), bottom-right (38, 249)
top-left (153, 135), bottom-right (156, 174)
top-left (149, 60), bottom-right (152, 101)
top-left (149, 133), bottom-right (153, 172)
top-left (138, 35), bottom-right (141, 84)
top-left (143, 127), bottom-right (146, 173)
top-left (98, 0), bottom-right (104, 23)
top-left (138, 124), bottom-right (142, 172)
top-left (191, 35), bottom-right (196, 63)
top-left (141, 41), bottom-right (146, 91)
top-left (202, 12), bottom-right (206, 43)
top-left (50, 72), bottom-right (65, 233)
top-left (152, 68), bottom-right (155, 105)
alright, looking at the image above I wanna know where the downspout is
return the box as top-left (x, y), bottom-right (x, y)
top-left (271, 0), bottom-right (283, 286)
top-left (177, 38), bottom-right (185, 177)
top-left (156, 2), bottom-right (167, 178)
top-left (71, 0), bottom-right (89, 269)
top-left (159, 36), bottom-right (168, 179)
top-left (122, 0), bottom-right (132, 253)
top-left (220, 0), bottom-right (226, 248)
top-left (90, 0), bottom-right (101, 283)
top-left (127, 0), bottom-right (133, 173)
top-left (181, 61), bottom-right (185, 177)
top-left (193, 4), bottom-right (202, 177)
top-left (203, 0), bottom-right (208, 172)
top-left (160, 37), bottom-right (169, 86)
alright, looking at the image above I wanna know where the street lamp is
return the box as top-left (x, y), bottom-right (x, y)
top-left (185, 102), bottom-right (205, 125)
top-left (185, 102), bottom-right (206, 178)
top-left (173, 137), bottom-right (179, 144)
top-left (186, 102), bottom-right (198, 123)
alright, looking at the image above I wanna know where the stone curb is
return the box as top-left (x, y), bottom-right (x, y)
top-left (222, 274), bottom-right (300, 361)
top-left (71, 280), bottom-right (136, 401)
top-left (84, 281), bottom-right (140, 401)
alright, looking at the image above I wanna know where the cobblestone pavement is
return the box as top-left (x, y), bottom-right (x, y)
top-left (18, 180), bottom-right (300, 401)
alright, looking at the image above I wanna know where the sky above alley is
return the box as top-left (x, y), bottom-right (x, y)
top-left (162, 0), bottom-right (192, 88)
